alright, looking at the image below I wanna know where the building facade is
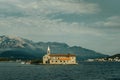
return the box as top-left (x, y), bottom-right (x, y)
top-left (43, 46), bottom-right (77, 64)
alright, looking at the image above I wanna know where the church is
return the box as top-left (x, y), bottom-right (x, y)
top-left (43, 46), bottom-right (77, 64)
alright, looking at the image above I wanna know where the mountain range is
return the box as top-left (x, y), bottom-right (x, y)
top-left (0, 35), bottom-right (108, 60)
top-left (108, 54), bottom-right (120, 59)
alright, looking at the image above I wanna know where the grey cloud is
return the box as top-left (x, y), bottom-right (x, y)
top-left (91, 16), bottom-right (120, 29)
top-left (0, 0), bottom-right (120, 55)
top-left (0, 2), bottom-right (26, 17)
top-left (0, 0), bottom-right (100, 17)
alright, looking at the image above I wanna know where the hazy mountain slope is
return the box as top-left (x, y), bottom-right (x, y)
top-left (36, 42), bottom-right (108, 60)
top-left (0, 35), bottom-right (45, 59)
top-left (0, 35), bottom-right (108, 60)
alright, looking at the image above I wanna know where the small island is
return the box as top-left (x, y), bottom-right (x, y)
top-left (43, 46), bottom-right (78, 64)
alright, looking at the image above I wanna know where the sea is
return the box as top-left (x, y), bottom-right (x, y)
top-left (0, 62), bottom-right (120, 80)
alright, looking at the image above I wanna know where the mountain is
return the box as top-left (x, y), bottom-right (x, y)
top-left (36, 42), bottom-right (108, 60)
top-left (108, 54), bottom-right (120, 59)
top-left (0, 35), bottom-right (108, 60)
top-left (0, 35), bottom-right (45, 59)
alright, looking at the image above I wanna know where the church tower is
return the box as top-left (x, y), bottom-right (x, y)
top-left (47, 46), bottom-right (50, 55)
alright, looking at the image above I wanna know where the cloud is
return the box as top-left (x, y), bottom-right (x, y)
top-left (0, 0), bottom-right (100, 17)
top-left (104, 16), bottom-right (120, 27)
top-left (0, 16), bottom-right (101, 36)
top-left (0, 0), bottom-right (26, 17)
top-left (1, 0), bottom-right (120, 54)
top-left (0, 0), bottom-right (101, 37)
top-left (0, 0), bottom-right (101, 36)
top-left (95, 16), bottom-right (120, 27)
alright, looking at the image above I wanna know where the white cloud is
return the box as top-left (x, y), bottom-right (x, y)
top-left (2, 0), bottom-right (120, 55)
top-left (0, 0), bottom-right (101, 36)
top-left (95, 16), bottom-right (120, 27)
top-left (0, 16), bottom-right (102, 37)
top-left (104, 16), bottom-right (120, 27)
top-left (4, 0), bottom-right (100, 15)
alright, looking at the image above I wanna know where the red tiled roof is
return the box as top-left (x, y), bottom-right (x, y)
top-left (49, 54), bottom-right (76, 57)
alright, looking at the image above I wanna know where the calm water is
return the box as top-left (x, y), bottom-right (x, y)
top-left (0, 62), bottom-right (120, 80)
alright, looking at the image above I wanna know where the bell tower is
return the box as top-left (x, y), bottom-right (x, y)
top-left (47, 46), bottom-right (50, 55)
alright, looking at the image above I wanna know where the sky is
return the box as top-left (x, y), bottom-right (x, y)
top-left (0, 0), bottom-right (120, 55)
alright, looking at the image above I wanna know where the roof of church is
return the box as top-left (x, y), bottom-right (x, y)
top-left (49, 54), bottom-right (76, 57)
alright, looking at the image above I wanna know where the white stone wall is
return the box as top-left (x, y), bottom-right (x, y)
top-left (43, 55), bottom-right (77, 64)
top-left (49, 56), bottom-right (76, 64)
top-left (43, 55), bottom-right (50, 64)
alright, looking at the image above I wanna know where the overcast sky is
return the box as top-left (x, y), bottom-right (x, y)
top-left (0, 0), bottom-right (120, 55)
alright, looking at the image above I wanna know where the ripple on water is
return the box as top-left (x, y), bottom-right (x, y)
top-left (0, 62), bottom-right (120, 80)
